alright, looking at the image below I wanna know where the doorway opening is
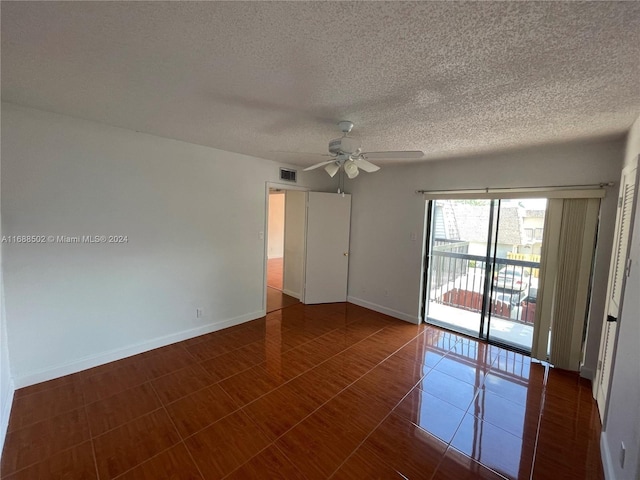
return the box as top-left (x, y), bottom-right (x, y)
top-left (424, 198), bottom-right (547, 353)
top-left (267, 190), bottom-right (285, 290)
top-left (266, 188), bottom-right (304, 313)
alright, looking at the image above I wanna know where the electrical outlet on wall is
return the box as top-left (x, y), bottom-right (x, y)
top-left (196, 308), bottom-right (203, 319)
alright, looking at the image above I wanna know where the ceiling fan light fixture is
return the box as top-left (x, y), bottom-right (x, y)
top-left (344, 160), bottom-right (359, 179)
top-left (299, 122), bottom-right (421, 177)
top-left (325, 162), bottom-right (340, 177)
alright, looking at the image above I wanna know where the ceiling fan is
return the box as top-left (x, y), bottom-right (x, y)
top-left (301, 121), bottom-right (424, 178)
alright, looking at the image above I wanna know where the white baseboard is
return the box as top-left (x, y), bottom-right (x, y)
top-left (347, 296), bottom-right (420, 325)
top-left (14, 310), bottom-right (264, 388)
top-left (600, 431), bottom-right (616, 480)
top-left (580, 366), bottom-right (595, 382)
top-left (282, 288), bottom-right (300, 300)
top-left (1, 378), bottom-right (15, 454)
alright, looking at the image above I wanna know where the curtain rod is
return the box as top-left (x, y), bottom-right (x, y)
top-left (415, 182), bottom-right (615, 195)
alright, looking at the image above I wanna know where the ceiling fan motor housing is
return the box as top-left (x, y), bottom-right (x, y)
top-left (328, 136), bottom-right (361, 155)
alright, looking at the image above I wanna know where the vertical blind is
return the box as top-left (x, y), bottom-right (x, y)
top-left (420, 184), bottom-right (607, 368)
top-left (532, 198), bottom-right (600, 370)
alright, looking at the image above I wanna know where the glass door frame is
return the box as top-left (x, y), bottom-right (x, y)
top-left (479, 199), bottom-right (500, 340)
top-left (422, 199), bottom-right (531, 355)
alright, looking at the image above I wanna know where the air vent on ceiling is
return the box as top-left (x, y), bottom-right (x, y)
top-left (279, 168), bottom-right (297, 183)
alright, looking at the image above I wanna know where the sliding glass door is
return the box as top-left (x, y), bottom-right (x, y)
top-left (426, 200), bottom-right (494, 338)
top-left (424, 198), bottom-right (546, 353)
top-left (487, 199), bottom-right (546, 351)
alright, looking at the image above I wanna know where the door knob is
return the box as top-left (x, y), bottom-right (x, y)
top-left (343, 252), bottom-right (349, 256)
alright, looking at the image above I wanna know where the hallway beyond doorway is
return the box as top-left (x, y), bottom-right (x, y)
top-left (267, 257), bottom-right (283, 290)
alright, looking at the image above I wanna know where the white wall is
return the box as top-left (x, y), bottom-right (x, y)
top-left (346, 139), bottom-right (624, 376)
top-left (267, 192), bottom-right (285, 258)
top-left (283, 190), bottom-right (306, 299)
top-left (0, 127), bottom-right (15, 457)
top-left (601, 115), bottom-right (640, 480)
top-left (0, 102), bottom-right (331, 387)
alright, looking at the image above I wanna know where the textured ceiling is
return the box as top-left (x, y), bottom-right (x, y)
top-left (2, 1), bottom-right (639, 166)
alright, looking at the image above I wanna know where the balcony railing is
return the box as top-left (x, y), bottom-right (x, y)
top-left (431, 239), bottom-right (470, 288)
top-left (429, 246), bottom-right (538, 325)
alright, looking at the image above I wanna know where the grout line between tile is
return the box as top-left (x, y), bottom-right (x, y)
top-left (327, 376), bottom-right (425, 478)
top-left (8, 307), bottom-right (589, 480)
top-left (1, 403), bottom-right (93, 478)
top-left (96, 383), bottom-right (207, 480)
top-left (147, 383), bottom-right (185, 441)
top-left (108, 444), bottom-right (178, 480)
top-left (213, 322), bottom-right (390, 411)
top-left (89, 406), bottom-right (165, 442)
top-left (86, 404), bottom-right (102, 480)
top-left (85, 383), bottom-right (165, 439)
top-left (147, 381), bottom-right (207, 480)
top-left (213, 323), bottom-right (427, 479)
top-left (528, 363), bottom-right (550, 480)
top-left (11, 375), bottom-right (78, 401)
top-left (2, 436), bottom-right (93, 479)
top-left (7, 404), bottom-right (84, 435)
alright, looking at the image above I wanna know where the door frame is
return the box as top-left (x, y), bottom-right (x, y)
top-left (422, 199), bottom-right (500, 340)
top-left (421, 198), bottom-right (533, 355)
top-left (263, 182), bottom-right (309, 314)
top-left (594, 161), bottom-right (639, 423)
top-left (303, 191), bottom-right (352, 304)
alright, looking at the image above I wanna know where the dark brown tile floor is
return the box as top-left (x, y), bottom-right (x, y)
top-left (266, 257), bottom-right (300, 313)
top-left (266, 287), bottom-right (299, 313)
top-left (1, 303), bottom-right (604, 479)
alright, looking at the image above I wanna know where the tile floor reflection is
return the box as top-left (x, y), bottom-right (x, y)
top-left (1, 302), bottom-right (603, 479)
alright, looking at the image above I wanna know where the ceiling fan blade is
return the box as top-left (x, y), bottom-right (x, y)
top-left (271, 151), bottom-right (331, 157)
top-left (353, 158), bottom-right (381, 173)
top-left (362, 151), bottom-right (424, 160)
top-left (303, 159), bottom-right (337, 171)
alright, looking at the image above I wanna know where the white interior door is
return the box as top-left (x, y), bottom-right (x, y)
top-left (282, 190), bottom-right (307, 299)
top-left (595, 163), bottom-right (638, 420)
top-left (303, 192), bottom-right (351, 304)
